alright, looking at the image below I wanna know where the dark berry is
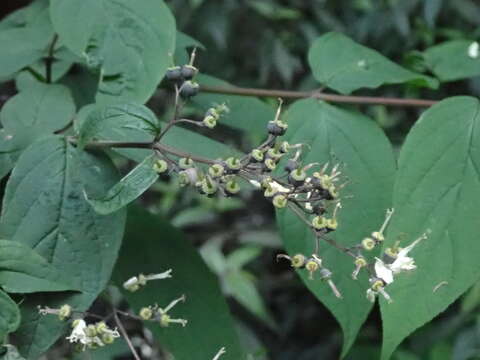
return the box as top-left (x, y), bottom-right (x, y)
top-left (180, 81), bottom-right (199, 98)
top-left (181, 65), bottom-right (198, 80)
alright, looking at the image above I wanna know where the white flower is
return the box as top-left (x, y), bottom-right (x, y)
top-left (374, 234), bottom-right (426, 284)
top-left (468, 41), bottom-right (479, 59)
top-left (269, 180), bottom-right (291, 193)
top-left (66, 319), bottom-right (89, 345)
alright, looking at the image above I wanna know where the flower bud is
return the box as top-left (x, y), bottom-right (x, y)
top-left (85, 324), bottom-right (97, 337)
top-left (267, 148), bottom-right (283, 160)
top-left (279, 141), bottom-right (290, 153)
top-left (372, 231), bottom-right (384, 242)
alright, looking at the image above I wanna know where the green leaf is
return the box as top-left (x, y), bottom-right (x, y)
top-left (0, 136), bottom-right (126, 358)
top-left (194, 74), bottom-right (276, 136)
top-left (308, 32), bottom-right (438, 94)
top-left (0, 240), bottom-right (80, 293)
top-left (78, 103), bottom-right (160, 148)
top-left (1, 84), bottom-right (75, 147)
top-left (224, 270), bottom-right (276, 329)
top-left (380, 96), bottom-right (480, 359)
top-left (0, 6), bottom-right (53, 80)
top-left (277, 99), bottom-right (396, 356)
top-left (0, 83), bottom-right (76, 177)
top-left (423, 40), bottom-right (480, 82)
top-left (0, 291), bottom-right (21, 340)
top-left (50, 0), bottom-right (176, 104)
top-left (113, 207), bottom-right (245, 360)
top-left (85, 154), bottom-right (159, 215)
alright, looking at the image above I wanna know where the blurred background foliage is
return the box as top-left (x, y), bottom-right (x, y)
top-left (1, 0), bottom-right (480, 359)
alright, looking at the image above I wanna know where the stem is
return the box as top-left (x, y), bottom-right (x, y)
top-left (200, 85), bottom-right (438, 107)
top-left (45, 34), bottom-right (59, 84)
top-left (113, 310), bottom-right (141, 360)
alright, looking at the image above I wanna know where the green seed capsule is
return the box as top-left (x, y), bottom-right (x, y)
top-left (208, 164), bottom-right (225, 178)
top-left (203, 115), bottom-right (217, 129)
top-left (251, 149), bottom-right (264, 162)
top-left (272, 194), bottom-right (287, 208)
top-left (179, 158), bottom-right (194, 169)
top-left (225, 180), bottom-right (240, 195)
top-left (312, 216), bottom-right (327, 230)
top-left (153, 159), bottom-right (168, 174)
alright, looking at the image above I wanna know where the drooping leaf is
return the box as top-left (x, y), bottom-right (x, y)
top-left (85, 154), bottom-right (159, 215)
top-left (277, 99), bottom-right (396, 356)
top-left (194, 74), bottom-right (276, 137)
top-left (78, 103), bottom-right (160, 148)
top-left (113, 207), bottom-right (245, 360)
top-left (0, 136), bottom-right (126, 358)
top-left (380, 97), bottom-right (480, 359)
top-left (0, 83), bottom-right (76, 177)
top-left (0, 291), bottom-right (21, 340)
top-left (49, 0), bottom-right (176, 104)
top-left (0, 240), bottom-right (80, 293)
top-left (422, 40), bottom-right (480, 82)
top-left (308, 32), bottom-right (438, 94)
top-left (0, 6), bottom-right (53, 81)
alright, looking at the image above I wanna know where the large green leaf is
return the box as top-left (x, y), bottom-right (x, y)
top-left (0, 291), bottom-right (20, 340)
top-left (0, 6), bottom-right (53, 81)
top-left (85, 154), bottom-right (159, 215)
top-left (0, 136), bottom-right (126, 358)
top-left (380, 97), bottom-right (480, 359)
top-left (49, 0), bottom-right (176, 104)
top-left (308, 32), bottom-right (438, 94)
top-left (194, 74), bottom-right (276, 137)
top-left (0, 84), bottom-right (76, 178)
top-left (0, 240), bottom-right (80, 293)
top-left (423, 40), bottom-right (480, 82)
top-left (78, 103), bottom-right (160, 148)
top-left (277, 99), bottom-right (396, 356)
top-left (113, 207), bottom-right (245, 360)
top-left (1, 84), bottom-right (75, 148)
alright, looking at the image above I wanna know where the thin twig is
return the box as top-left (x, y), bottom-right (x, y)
top-left (113, 310), bottom-right (141, 360)
top-left (45, 34), bottom-right (59, 83)
top-left (200, 84), bottom-right (438, 107)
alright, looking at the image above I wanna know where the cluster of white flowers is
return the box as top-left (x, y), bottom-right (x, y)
top-left (367, 232), bottom-right (429, 303)
top-left (66, 319), bottom-right (120, 350)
